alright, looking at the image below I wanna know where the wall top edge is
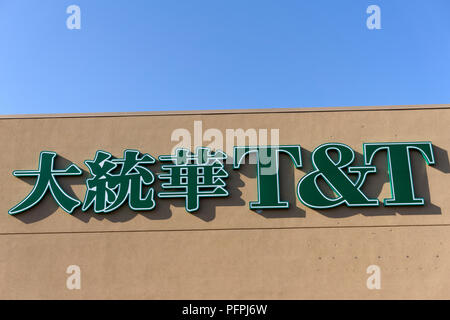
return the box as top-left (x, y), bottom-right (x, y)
top-left (1, 104), bottom-right (450, 120)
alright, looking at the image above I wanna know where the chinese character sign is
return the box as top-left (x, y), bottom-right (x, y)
top-left (9, 142), bottom-right (435, 216)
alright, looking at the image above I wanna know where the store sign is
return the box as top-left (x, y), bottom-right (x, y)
top-left (9, 142), bottom-right (435, 215)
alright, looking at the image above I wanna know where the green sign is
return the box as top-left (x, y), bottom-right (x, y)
top-left (9, 142), bottom-right (435, 215)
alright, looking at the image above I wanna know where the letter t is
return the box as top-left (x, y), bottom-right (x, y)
top-left (363, 142), bottom-right (435, 206)
top-left (233, 145), bottom-right (302, 209)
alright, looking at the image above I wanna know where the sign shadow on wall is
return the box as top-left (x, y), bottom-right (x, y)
top-left (155, 160), bottom-right (246, 222)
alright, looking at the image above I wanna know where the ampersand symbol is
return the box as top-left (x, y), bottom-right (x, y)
top-left (297, 143), bottom-right (379, 209)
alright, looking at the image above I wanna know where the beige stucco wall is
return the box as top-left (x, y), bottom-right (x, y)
top-left (0, 105), bottom-right (449, 299)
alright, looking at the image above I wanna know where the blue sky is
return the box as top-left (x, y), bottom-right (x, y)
top-left (0, 0), bottom-right (449, 115)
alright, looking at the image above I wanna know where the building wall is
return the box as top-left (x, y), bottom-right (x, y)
top-left (0, 105), bottom-right (449, 299)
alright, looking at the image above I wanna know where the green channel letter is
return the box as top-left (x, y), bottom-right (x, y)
top-left (9, 151), bottom-right (83, 215)
top-left (233, 145), bottom-right (302, 209)
top-left (82, 149), bottom-right (156, 213)
top-left (363, 142), bottom-right (435, 206)
top-left (297, 143), bottom-right (378, 209)
top-left (158, 147), bottom-right (229, 213)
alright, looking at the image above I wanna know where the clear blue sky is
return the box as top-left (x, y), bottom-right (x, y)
top-left (0, 0), bottom-right (449, 115)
